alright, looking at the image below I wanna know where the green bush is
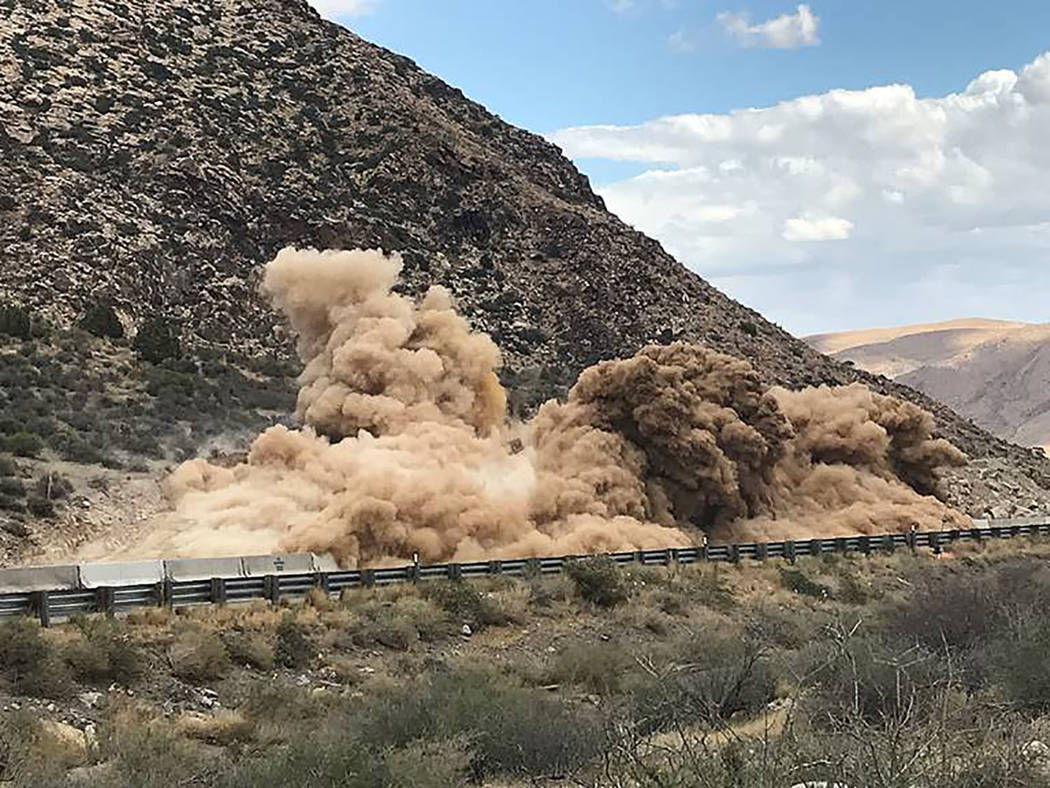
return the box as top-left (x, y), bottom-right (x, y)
top-left (133, 317), bottom-right (181, 364)
top-left (368, 615), bottom-right (420, 651)
top-left (97, 703), bottom-right (211, 787)
top-left (391, 596), bottom-right (453, 642)
top-left (425, 581), bottom-right (508, 629)
top-left (779, 567), bottom-right (831, 599)
top-left (64, 616), bottom-right (142, 684)
top-left (566, 557), bottom-right (629, 608)
top-left (359, 670), bottom-right (605, 780)
top-left (275, 614), bottom-right (316, 669)
top-left (547, 640), bottom-right (631, 695)
top-left (989, 613), bottom-right (1050, 713)
top-left (25, 496), bottom-right (54, 518)
top-left (219, 724), bottom-right (469, 788)
top-left (631, 632), bottom-right (776, 733)
top-left (808, 635), bottom-right (942, 723)
top-left (0, 497), bottom-right (26, 515)
top-left (170, 629), bottom-right (230, 682)
top-left (886, 569), bottom-right (1001, 652)
top-left (23, 415), bottom-right (56, 438)
top-left (4, 432), bottom-right (43, 458)
top-left (222, 632), bottom-right (275, 671)
top-left (0, 456), bottom-right (17, 476)
top-left (79, 303), bottom-right (124, 339)
top-left (0, 478), bottom-right (24, 498)
top-left (0, 619), bottom-right (71, 698)
top-left (0, 304), bottom-right (31, 340)
top-left (32, 472), bottom-right (72, 501)
top-left (56, 433), bottom-right (106, 464)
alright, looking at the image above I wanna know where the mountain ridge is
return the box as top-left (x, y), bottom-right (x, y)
top-left (2, 0), bottom-right (1050, 551)
top-left (809, 319), bottom-right (1050, 456)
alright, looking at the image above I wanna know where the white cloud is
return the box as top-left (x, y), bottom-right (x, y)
top-left (717, 4), bottom-right (820, 49)
top-left (550, 52), bottom-right (1050, 333)
top-left (782, 213), bottom-right (853, 241)
top-left (668, 31), bottom-right (698, 54)
top-left (309, 0), bottom-right (377, 18)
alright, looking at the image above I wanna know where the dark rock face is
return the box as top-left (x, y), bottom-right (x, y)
top-left (2, 0), bottom-right (1049, 515)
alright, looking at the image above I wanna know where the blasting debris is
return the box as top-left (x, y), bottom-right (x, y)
top-left (112, 248), bottom-right (968, 567)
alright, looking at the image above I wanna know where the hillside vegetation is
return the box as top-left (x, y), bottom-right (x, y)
top-left (4, 542), bottom-right (1050, 785)
top-left (0, 309), bottom-right (295, 563)
top-left (3, 0), bottom-right (1050, 511)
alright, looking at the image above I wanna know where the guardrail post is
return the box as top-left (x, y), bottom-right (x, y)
top-left (634, 550), bottom-right (645, 565)
top-left (859, 536), bottom-right (871, 555)
top-left (930, 532), bottom-right (942, 556)
top-left (756, 542), bottom-right (768, 562)
top-left (488, 560), bottom-right (502, 575)
top-left (314, 572), bottom-right (330, 596)
top-left (361, 569), bottom-right (375, 588)
top-left (785, 540), bottom-right (796, 564)
top-left (263, 575), bottom-right (280, 604)
top-left (812, 539), bottom-right (823, 558)
top-left (667, 548), bottom-right (678, 566)
top-left (701, 542), bottom-right (710, 562)
top-left (95, 587), bottom-right (115, 616)
top-left (447, 563), bottom-right (462, 581)
top-left (210, 577), bottom-right (227, 605)
top-left (835, 538), bottom-right (847, 555)
top-left (906, 529), bottom-right (917, 551)
top-left (729, 544), bottom-right (740, 564)
top-left (32, 590), bottom-right (50, 628)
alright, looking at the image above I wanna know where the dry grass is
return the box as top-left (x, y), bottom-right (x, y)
top-left (169, 626), bottom-right (230, 682)
top-left (126, 606), bottom-right (171, 628)
top-left (176, 710), bottom-right (255, 745)
top-left (7, 544), bottom-right (1050, 785)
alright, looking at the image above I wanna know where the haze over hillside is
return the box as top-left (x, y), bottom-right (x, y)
top-left (808, 319), bottom-right (1050, 453)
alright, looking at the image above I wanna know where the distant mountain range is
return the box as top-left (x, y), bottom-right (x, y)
top-left (808, 319), bottom-right (1050, 454)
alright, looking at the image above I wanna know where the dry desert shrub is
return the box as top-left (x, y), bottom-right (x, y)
top-left (169, 626), bottom-right (230, 682)
top-left (176, 710), bottom-right (255, 746)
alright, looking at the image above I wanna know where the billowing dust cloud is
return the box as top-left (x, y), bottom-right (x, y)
top-left (123, 247), bottom-right (968, 567)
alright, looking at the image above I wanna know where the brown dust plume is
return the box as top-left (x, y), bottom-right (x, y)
top-left (119, 247), bottom-right (968, 567)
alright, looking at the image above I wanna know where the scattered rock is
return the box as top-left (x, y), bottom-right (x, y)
top-left (77, 691), bottom-right (103, 709)
top-left (39, 720), bottom-right (92, 765)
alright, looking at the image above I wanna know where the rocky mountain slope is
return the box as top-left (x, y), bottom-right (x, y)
top-left (809, 319), bottom-right (1050, 455)
top-left (2, 0), bottom-right (1050, 557)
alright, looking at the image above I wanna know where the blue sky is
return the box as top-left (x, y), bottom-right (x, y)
top-left (348, 1), bottom-right (1050, 177)
top-left (319, 1), bottom-right (1050, 334)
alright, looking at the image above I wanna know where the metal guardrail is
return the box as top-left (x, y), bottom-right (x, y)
top-left (3, 517), bottom-right (1049, 626)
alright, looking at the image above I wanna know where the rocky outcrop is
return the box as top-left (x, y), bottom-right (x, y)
top-left (2, 0), bottom-right (1050, 517)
